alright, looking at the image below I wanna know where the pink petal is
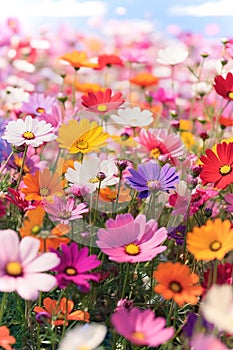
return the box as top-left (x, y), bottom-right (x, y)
top-left (25, 252), bottom-right (60, 273)
top-left (19, 236), bottom-right (40, 266)
top-left (0, 230), bottom-right (20, 263)
top-left (0, 275), bottom-right (17, 292)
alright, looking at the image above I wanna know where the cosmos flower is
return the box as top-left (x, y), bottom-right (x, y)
top-left (153, 261), bottom-right (203, 306)
top-left (129, 72), bottom-right (159, 88)
top-left (213, 72), bottom-right (233, 100)
top-left (51, 242), bottom-right (101, 290)
top-left (111, 307), bottom-right (174, 347)
top-left (157, 44), bottom-right (189, 65)
top-left (96, 213), bottom-right (167, 263)
top-left (187, 218), bottom-right (233, 260)
top-left (126, 160), bottom-right (179, 198)
top-left (97, 54), bottom-right (124, 69)
top-left (200, 142), bottom-right (233, 189)
top-left (190, 333), bottom-right (228, 350)
top-left (21, 92), bottom-right (57, 117)
top-left (111, 106), bottom-right (153, 128)
top-left (0, 229), bottom-right (60, 300)
top-left (2, 115), bottom-right (56, 147)
top-left (81, 88), bottom-right (125, 114)
top-left (60, 50), bottom-right (98, 69)
top-left (57, 324), bottom-right (107, 350)
top-left (0, 326), bottom-right (16, 350)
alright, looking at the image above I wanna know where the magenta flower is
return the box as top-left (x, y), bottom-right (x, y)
top-left (96, 213), bottom-right (167, 263)
top-left (111, 307), bottom-right (174, 347)
top-left (51, 243), bottom-right (101, 290)
top-left (0, 230), bottom-right (60, 300)
top-left (126, 160), bottom-right (179, 198)
top-left (44, 195), bottom-right (89, 224)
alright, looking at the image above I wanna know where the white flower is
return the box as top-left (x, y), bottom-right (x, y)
top-left (191, 81), bottom-right (212, 97)
top-left (58, 323), bottom-right (107, 350)
top-left (0, 86), bottom-right (29, 108)
top-left (65, 157), bottom-right (118, 192)
top-left (111, 106), bottom-right (153, 127)
top-left (201, 284), bottom-right (233, 334)
top-left (157, 45), bottom-right (189, 65)
top-left (2, 115), bottom-right (57, 147)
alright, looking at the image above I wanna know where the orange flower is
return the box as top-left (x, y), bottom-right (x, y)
top-left (99, 186), bottom-right (131, 202)
top-left (0, 326), bottom-right (16, 350)
top-left (60, 50), bottom-right (98, 69)
top-left (153, 262), bottom-right (203, 306)
top-left (34, 297), bottom-right (90, 326)
top-left (19, 207), bottom-right (70, 251)
top-left (130, 72), bottom-right (159, 88)
top-left (21, 168), bottom-right (63, 201)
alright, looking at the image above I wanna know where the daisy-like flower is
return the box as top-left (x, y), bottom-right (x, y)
top-left (96, 213), bottom-right (167, 263)
top-left (111, 307), bottom-right (174, 347)
top-left (129, 72), bottom-right (159, 88)
top-left (57, 324), bottom-right (107, 350)
top-left (34, 297), bottom-right (90, 326)
top-left (126, 160), bottom-right (179, 198)
top-left (213, 71), bottom-right (233, 100)
top-left (44, 195), bottom-right (88, 225)
top-left (0, 326), bottom-right (16, 350)
top-left (157, 44), bottom-right (189, 65)
top-left (153, 261), bottom-right (203, 306)
top-left (186, 218), bottom-right (233, 260)
top-left (60, 50), bottom-right (98, 69)
top-left (0, 229), bottom-right (60, 300)
top-left (200, 141), bottom-right (233, 189)
top-left (2, 115), bottom-right (56, 147)
top-left (65, 157), bottom-right (118, 192)
top-left (202, 263), bottom-right (233, 292)
top-left (81, 88), bottom-right (125, 114)
top-left (57, 119), bottom-right (109, 154)
top-left (97, 54), bottom-right (124, 69)
top-left (134, 128), bottom-right (185, 164)
top-left (201, 284), bottom-right (233, 334)
top-left (21, 168), bottom-right (63, 202)
top-left (111, 106), bottom-right (153, 128)
top-left (21, 92), bottom-right (57, 117)
top-left (51, 242), bottom-right (101, 290)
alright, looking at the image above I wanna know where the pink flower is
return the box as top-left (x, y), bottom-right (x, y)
top-left (44, 195), bottom-right (89, 224)
top-left (0, 230), bottom-right (60, 300)
top-left (96, 213), bottom-right (167, 263)
top-left (224, 193), bottom-right (233, 212)
top-left (111, 307), bottom-right (174, 347)
top-left (190, 333), bottom-right (228, 350)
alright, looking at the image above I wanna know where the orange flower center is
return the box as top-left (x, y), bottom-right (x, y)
top-left (36, 107), bottom-right (46, 114)
top-left (23, 131), bottom-right (35, 140)
top-left (150, 147), bottom-right (161, 159)
top-left (5, 261), bottom-right (22, 276)
top-left (209, 240), bottom-right (222, 251)
top-left (169, 281), bottom-right (182, 293)
top-left (31, 225), bottom-right (41, 235)
top-left (227, 91), bottom-right (233, 99)
top-left (124, 243), bottom-right (140, 255)
top-left (97, 104), bottom-right (108, 112)
top-left (39, 187), bottom-right (50, 197)
top-left (65, 267), bottom-right (77, 275)
top-left (76, 139), bottom-right (89, 150)
top-left (131, 331), bottom-right (145, 340)
top-left (219, 164), bottom-right (232, 175)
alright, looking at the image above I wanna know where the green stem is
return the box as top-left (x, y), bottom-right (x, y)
top-left (0, 150), bottom-right (14, 175)
top-left (0, 293), bottom-right (7, 324)
top-left (16, 145), bottom-right (28, 190)
top-left (121, 263), bottom-right (130, 299)
top-left (72, 68), bottom-right (79, 108)
top-left (114, 171), bottom-right (122, 215)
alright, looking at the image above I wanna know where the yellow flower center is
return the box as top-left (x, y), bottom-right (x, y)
top-left (39, 187), bottom-right (50, 197)
top-left (76, 139), bottom-right (89, 150)
top-left (210, 240), bottom-right (222, 252)
top-left (23, 131), bottom-right (35, 140)
top-left (150, 147), bottom-right (161, 159)
top-left (169, 281), bottom-right (182, 293)
top-left (97, 104), bottom-right (108, 112)
top-left (31, 225), bottom-right (41, 235)
top-left (89, 177), bottom-right (99, 183)
top-left (65, 267), bottom-right (77, 275)
top-left (131, 331), bottom-right (145, 340)
top-left (228, 91), bottom-right (233, 99)
top-left (219, 164), bottom-right (232, 175)
top-left (36, 107), bottom-right (46, 114)
top-left (6, 261), bottom-right (22, 276)
top-left (124, 243), bottom-right (140, 255)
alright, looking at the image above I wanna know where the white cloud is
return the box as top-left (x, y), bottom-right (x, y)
top-left (0, 0), bottom-right (107, 17)
top-left (169, 0), bottom-right (233, 16)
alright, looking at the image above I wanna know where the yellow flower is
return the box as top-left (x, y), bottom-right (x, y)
top-left (187, 218), bottom-right (233, 260)
top-left (57, 119), bottom-right (109, 154)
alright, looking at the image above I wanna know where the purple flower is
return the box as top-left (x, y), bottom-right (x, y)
top-left (167, 225), bottom-right (186, 245)
top-left (51, 242), bottom-right (101, 290)
top-left (183, 312), bottom-right (214, 338)
top-left (126, 160), bottom-right (179, 198)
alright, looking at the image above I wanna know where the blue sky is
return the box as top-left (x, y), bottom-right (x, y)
top-left (1, 0), bottom-right (233, 37)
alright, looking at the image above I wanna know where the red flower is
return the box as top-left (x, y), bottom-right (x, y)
top-left (202, 263), bottom-right (233, 292)
top-left (213, 72), bottom-right (233, 100)
top-left (81, 88), bottom-right (125, 114)
top-left (200, 142), bottom-right (233, 189)
top-left (97, 54), bottom-right (124, 69)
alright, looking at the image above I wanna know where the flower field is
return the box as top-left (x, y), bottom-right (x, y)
top-left (1, 15), bottom-right (233, 350)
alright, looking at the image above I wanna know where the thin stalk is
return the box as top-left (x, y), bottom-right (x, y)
top-left (16, 145), bottom-right (28, 190)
